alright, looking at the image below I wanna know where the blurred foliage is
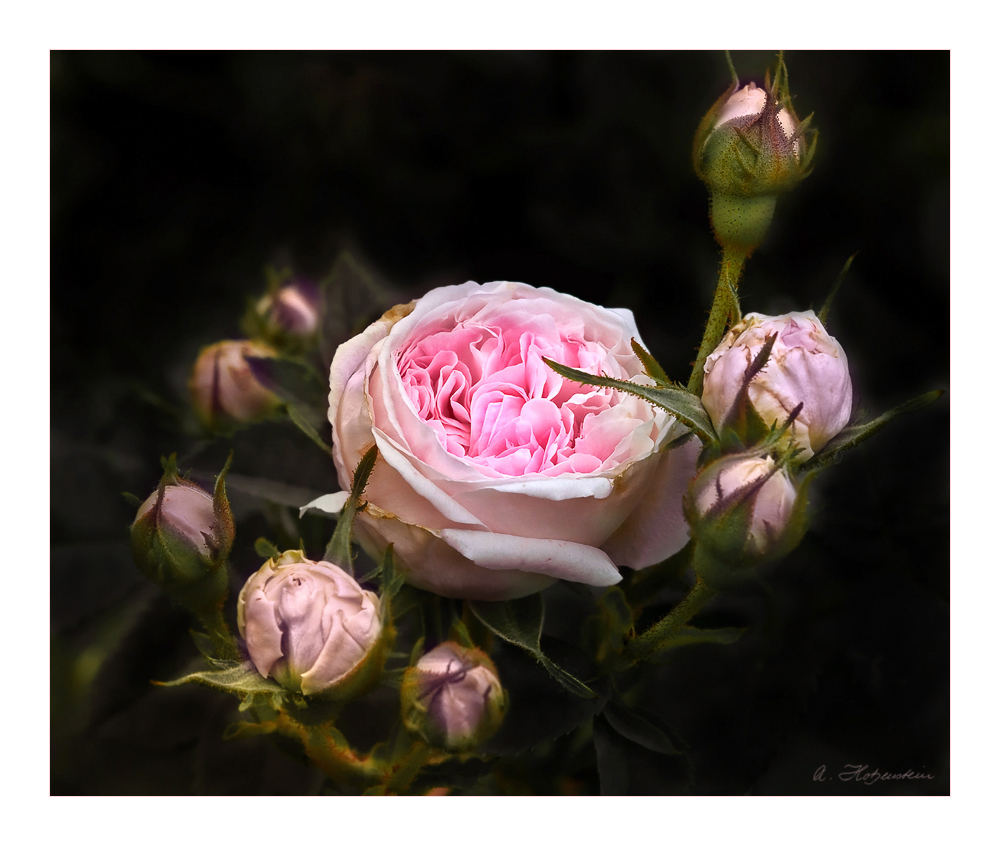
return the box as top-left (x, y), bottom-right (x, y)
top-left (51, 50), bottom-right (948, 795)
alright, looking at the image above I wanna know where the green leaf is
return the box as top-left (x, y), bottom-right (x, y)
top-left (323, 445), bottom-right (378, 575)
top-left (254, 537), bottom-right (281, 560)
top-left (287, 403), bottom-right (332, 453)
top-left (154, 660), bottom-right (286, 698)
top-left (593, 715), bottom-right (630, 795)
top-left (318, 251), bottom-right (395, 366)
top-left (630, 339), bottom-right (670, 385)
top-left (802, 390), bottom-right (944, 472)
top-left (543, 358), bottom-right (717, 444)
top-left (223, 473), bottom-right (330, 510)
top-left (603, 700), bottom-right (681, 755)
top-left (245, 354), bottom-right (326, 408)
top-left (468, 594), bottom-right (596, 699)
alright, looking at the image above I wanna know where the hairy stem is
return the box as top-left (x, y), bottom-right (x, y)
top-left (687, 247), bottom-right (746, 395)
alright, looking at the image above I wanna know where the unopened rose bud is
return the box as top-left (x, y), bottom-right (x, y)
top-left (237, 551), bottom-right (383, 697)
top-left (689, 455), bottom-right (797, 560)
top-left (189, 340), bottom-right (282, 430)
top-left (256, 279), bottom-right (321, 337)
top-left (703, 311), bottom-right (852, 459)
top-left (130, 459), bottom-right (235, 612)
top-left (400, 642), bottom-right (506, 752)
top-left (693, 58), bottom-right (816, 254)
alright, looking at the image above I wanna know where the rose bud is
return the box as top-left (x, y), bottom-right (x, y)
top-left (189, 339), bottom-right (282, 430)
top-left (702, 311), bottom-right (852, 459)
top-left (256, 279), bottom-right (321, 338)
top-left (689, 455), bottom-right (797, 557)
top-left (130, 458), bottom-right (234, 609)
top-left (400, 642), bottom-right (506, 752)
top-left (319, 280), bottom-right (700, 601)
top-left (237, 551), bottom-right (383, 697)
top-left (693, 57), bottom-right (817, 254)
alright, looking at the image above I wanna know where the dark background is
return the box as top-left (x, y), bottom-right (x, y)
top-left (50, 51), bottom-right (949, 795)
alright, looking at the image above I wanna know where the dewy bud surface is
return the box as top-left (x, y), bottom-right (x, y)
top-left (237, 551), bottom-right (382, 696)
top-left (401, 641), bottom-right (505, 751)
top-left (702, 311), bottom-right (852, 459)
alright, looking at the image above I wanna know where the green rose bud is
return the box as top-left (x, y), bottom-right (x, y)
top-left (693, 55), bottom-right (817, 255)
top-left (400, 642), bottom-right (507, 752)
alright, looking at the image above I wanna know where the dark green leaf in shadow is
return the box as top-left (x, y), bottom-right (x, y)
top-left (593, 715), bottom-right (629, 795)
top-left (603, 700), bottom-right (681, 755)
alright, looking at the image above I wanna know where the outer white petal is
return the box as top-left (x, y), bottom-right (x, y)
top-left (438, 528), bottom-right (621, 586)
top-left (299, 491), bottom-right (350, 519)
top-left (601, 435), bottom-right (700, 570)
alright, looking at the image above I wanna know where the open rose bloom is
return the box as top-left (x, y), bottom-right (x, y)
top-left (325, 281), bottom-right (699, 600)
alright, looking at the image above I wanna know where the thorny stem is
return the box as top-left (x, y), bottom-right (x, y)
top-left (687, 246), bottom-right (746, 395)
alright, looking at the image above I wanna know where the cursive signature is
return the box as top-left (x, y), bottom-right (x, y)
top-left (813, 764), bottom-right (934, 785)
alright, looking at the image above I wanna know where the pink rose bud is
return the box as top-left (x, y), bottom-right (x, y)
top-left (400, 642), bottom-right (506, 751)
top-left (189, 339), bottom-right (282, 430)
top-left (131, 474), bottom-right (234, 589)
top-left (256, 279), bottom-right (321, 337)
top-left (237, 551), bottom-right (382, 696)
top-left (702, 311), bottom-right (852, 459)
top-left (689, 455), bottom-right (797, 559)
top-left (322, 280), bottom-right (700, 601)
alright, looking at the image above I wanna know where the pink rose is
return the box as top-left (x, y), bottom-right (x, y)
top-left (702, 311), bottom-right (852, 459)
top-left (323, 281), bottom-right (699, 600)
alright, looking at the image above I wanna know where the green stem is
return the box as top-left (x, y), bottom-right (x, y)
top-left (687, 247), bottom-right (746, 395)
top-left (195, 606), bottom-right (240, 662)
top-left (625, 576), bottom-right (717, 665)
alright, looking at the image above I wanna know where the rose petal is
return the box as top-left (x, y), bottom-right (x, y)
top-left (437, 528), bottom-right (621, 586)
top-left (601, 435), bottom-right (700, 570)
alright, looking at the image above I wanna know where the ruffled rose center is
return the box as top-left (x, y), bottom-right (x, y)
top-left (397, 312), bottom-right (637, 477)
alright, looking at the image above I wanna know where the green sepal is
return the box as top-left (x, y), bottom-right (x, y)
top-left (254, 537), bottom-right (281, 560)
top-left (469, 593), bottom-right (596, 699)
top-left (323, 445), bottom-right (378, 576)
top-left (155, 659), bottom-right (287, 699)
top-left (818, 252), bottom-right (857, 326)
top-left (211, 451), bottom-right (235, 564)
top-left (801, 391), bottom-right (945, 472)
top-left (720, 332), bottom-right (778, 449)
top-left (543, 358), bottom-right (717, 444)
top-left (448, 617), bottom-right (476, 650)
top-left (630, 339), bottom-right (670, 385)
top-left (603, 700), bottom-right (682, 755)
top-left (651, 624), bottom-right (746, 652)
top-left (121, 491), bottom-right (143, 508)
